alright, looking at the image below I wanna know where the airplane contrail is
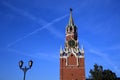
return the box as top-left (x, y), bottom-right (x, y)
top-left (7, 14), bottom-right (68, 47)
top-left (2, 1), bottom-right (68, 47)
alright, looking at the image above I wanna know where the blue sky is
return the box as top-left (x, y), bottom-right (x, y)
top-left (0, 0), bottom-right (120, 80)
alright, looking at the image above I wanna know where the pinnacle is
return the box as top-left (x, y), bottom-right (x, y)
top-left (68, 8), bottom-right (74, 26)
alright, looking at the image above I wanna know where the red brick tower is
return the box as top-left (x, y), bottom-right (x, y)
top-left (60, 9), bottom-right (85, 80)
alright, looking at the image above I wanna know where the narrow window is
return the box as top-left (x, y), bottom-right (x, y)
top-left (70, 27), bottom-right (72, 32)
top-left (71, 54), bottom-right (73, 57)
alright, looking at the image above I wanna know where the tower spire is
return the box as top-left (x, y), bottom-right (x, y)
top-left (68, 8), bottom-right (74, 26)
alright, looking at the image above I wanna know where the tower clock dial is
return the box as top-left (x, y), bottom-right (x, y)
top-left (68, 40), bottom-right (75, 47)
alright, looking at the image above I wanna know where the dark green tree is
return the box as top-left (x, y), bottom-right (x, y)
top-left (89, 64), bottom-right (117, 80)
top-left (89, 64), bottom-right (103, 80)
top-left (103, 69), bottom-right (117, 80)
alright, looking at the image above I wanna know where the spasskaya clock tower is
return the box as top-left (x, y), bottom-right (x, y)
top-left (60, 9), bottom-right (85, 80)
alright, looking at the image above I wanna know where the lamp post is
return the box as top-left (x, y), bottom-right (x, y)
top-left (19, 60), bottom-right (33, 80)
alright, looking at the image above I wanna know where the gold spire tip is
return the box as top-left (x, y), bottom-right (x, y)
top-left (70, 8), bottom-right (72, 12)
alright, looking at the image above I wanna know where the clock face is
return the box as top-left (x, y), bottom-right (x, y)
top-left (68, 40), bottom-right (75, 47)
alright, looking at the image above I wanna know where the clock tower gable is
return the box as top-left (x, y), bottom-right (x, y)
top-left (68, 53), bottom-right (77, 66)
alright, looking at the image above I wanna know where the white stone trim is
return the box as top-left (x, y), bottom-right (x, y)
top-left (60, 55), bottom-right (84, 58)
top-left (77, 57), bottom-right (79, 66)
top-left (66, 33), bottom-right (74, 36)
top-left (66, 58), bottom-right (68, 66)
top-left (78, 56), bottom-right (84, 58)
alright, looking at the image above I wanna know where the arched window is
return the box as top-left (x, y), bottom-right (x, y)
top-left (70, 26), bottom-right (72, 32)
top-left (67, 28), bottom-right (68, 32)
top-left (74, 26), bottom-right (77, 32)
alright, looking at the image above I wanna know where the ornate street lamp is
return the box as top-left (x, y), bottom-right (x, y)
top-left (19, 60), bottom-right (33, 80)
